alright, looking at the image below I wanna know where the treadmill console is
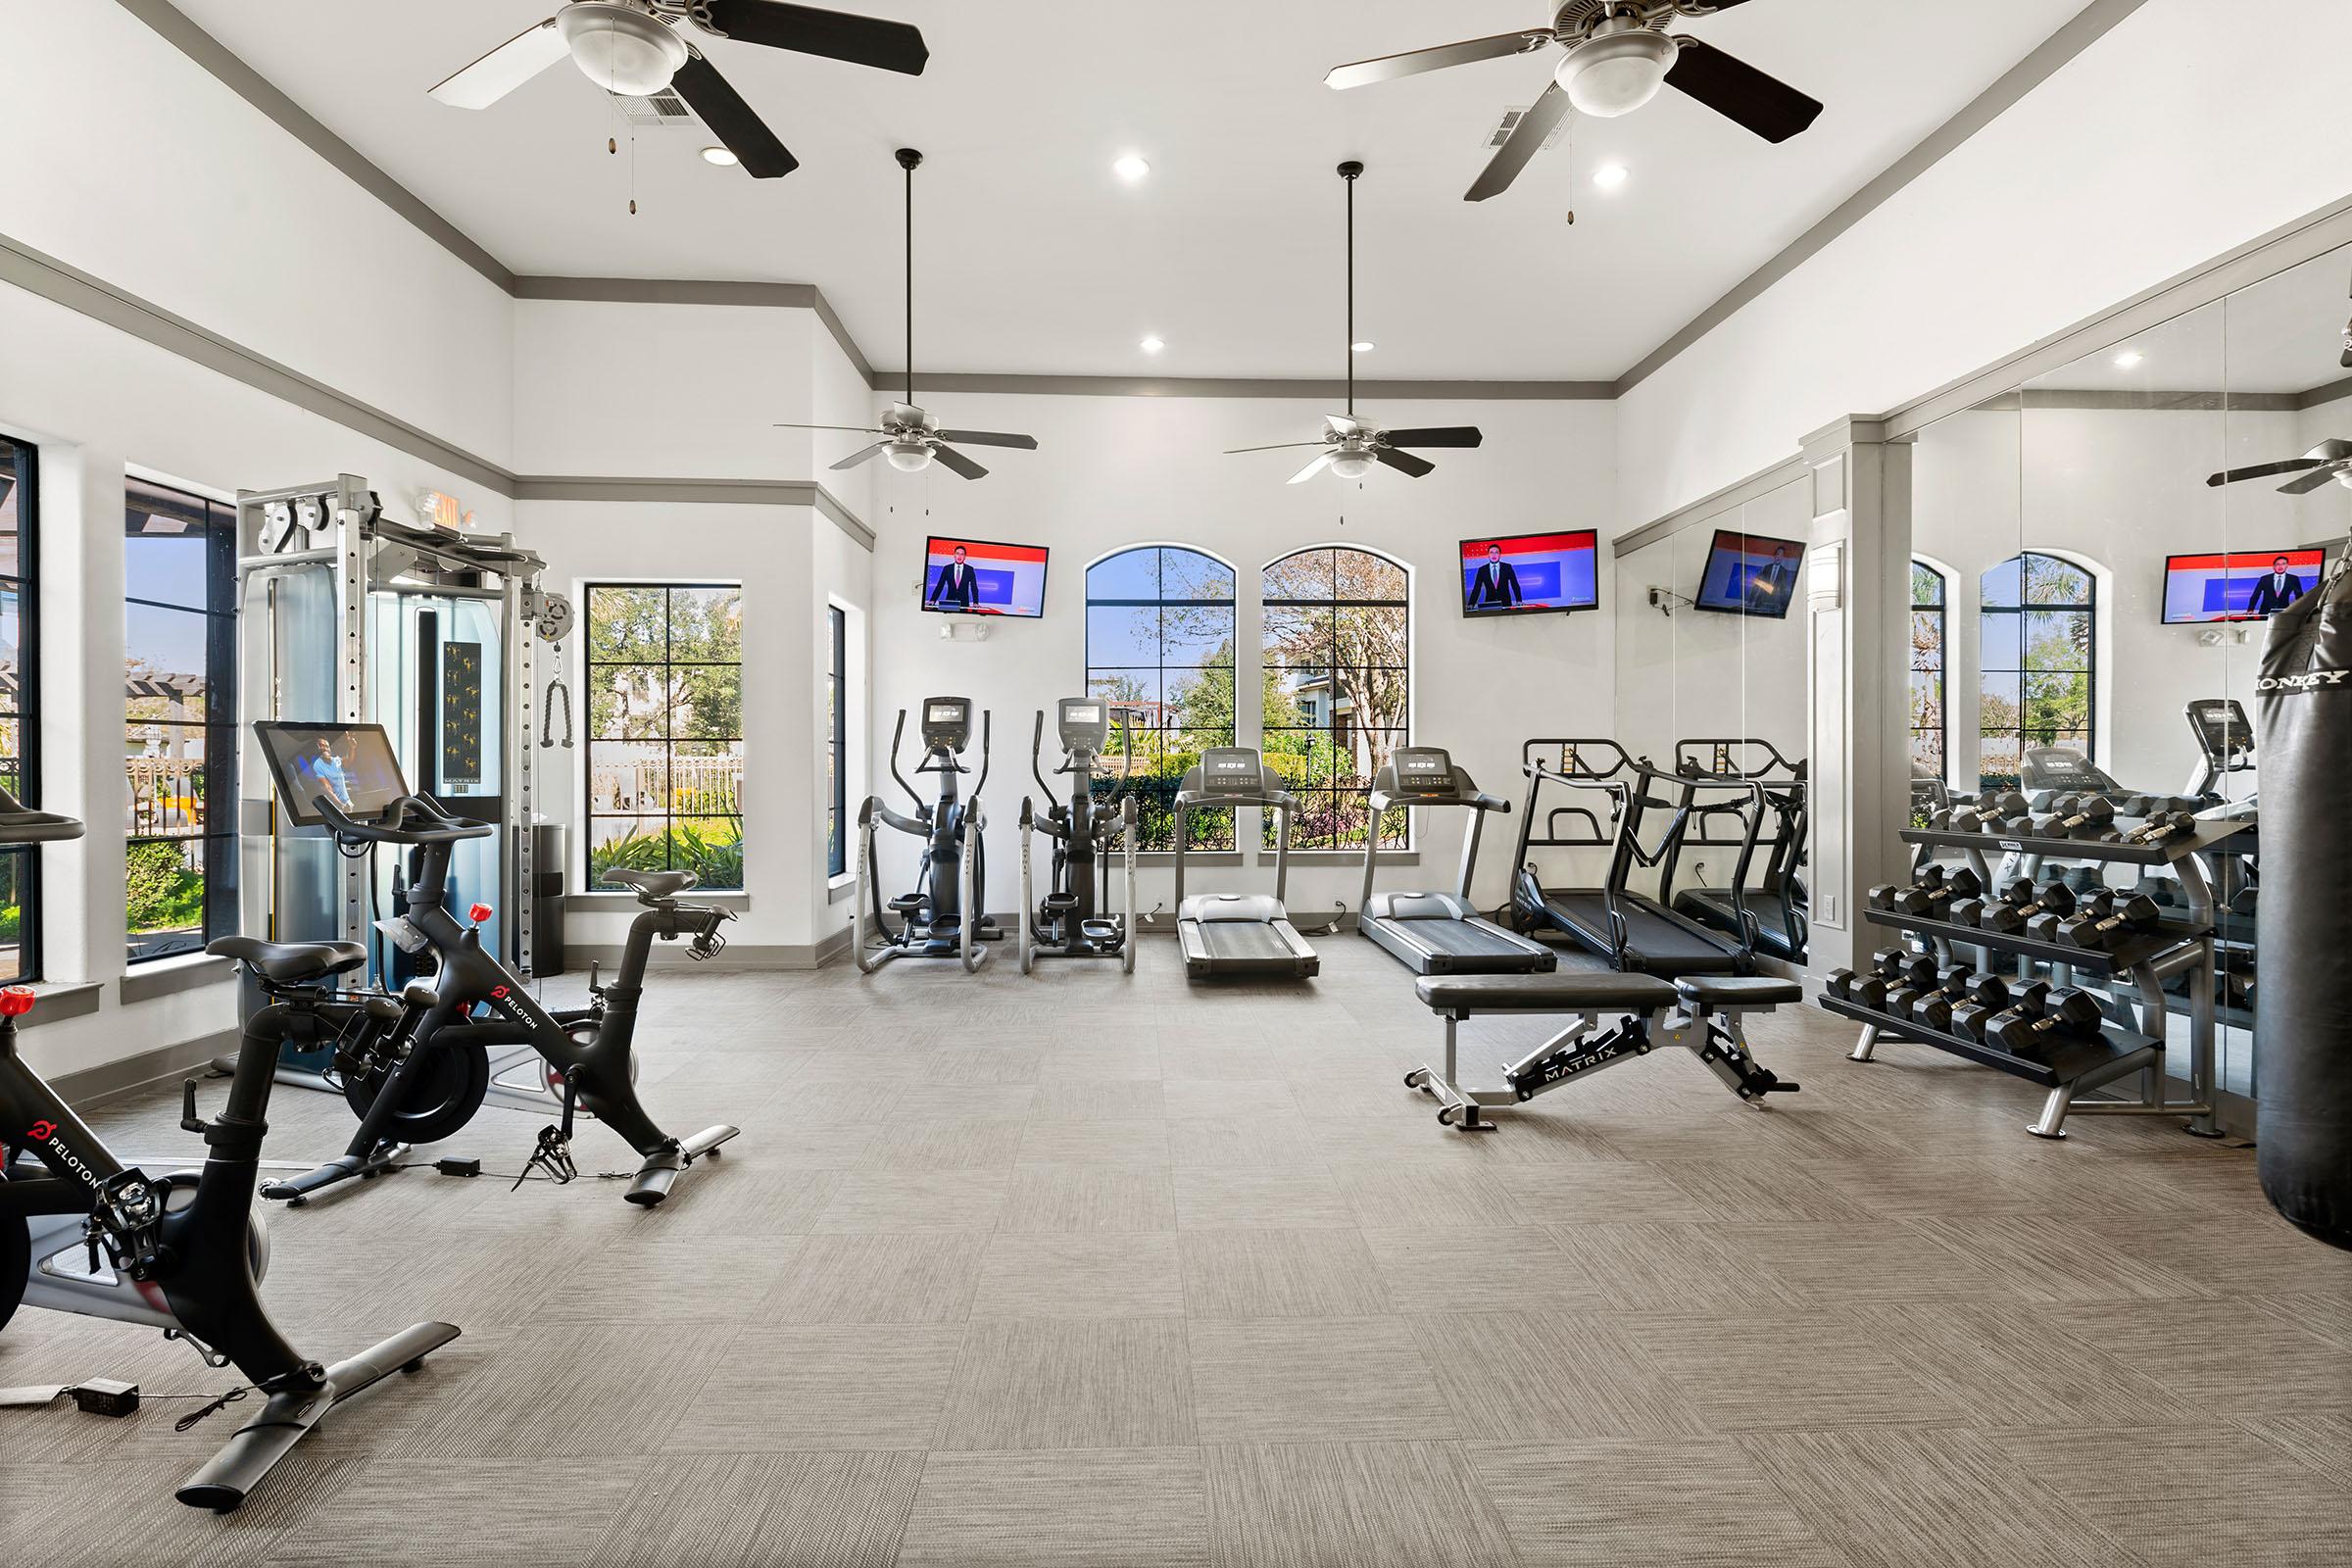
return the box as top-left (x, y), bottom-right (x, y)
top-left (1385, 748), bottom-right (1460, 799)
top-left (1194, 747), bottom-right (1271, 799)
top-left (2187, 699), bottom-right (2253, 765)
top-left (920, 698), bottom-right (974, 753)
top-left (1056, 698), bottom-right (1108, 760)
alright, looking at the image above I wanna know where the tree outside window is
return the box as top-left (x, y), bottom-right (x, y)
top-left (1085, 547), bottom-right (1237, 850)
top-left (585, 584), bottom-right (745, 889)
top-left (1260, 547), bottom-right (1410, 851)
top-left (1979, 552), bottom-right (2095, 791)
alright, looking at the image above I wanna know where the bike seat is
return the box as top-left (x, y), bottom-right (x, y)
top-left (208, 936), bottom-right (368, 983)
top-left (603, 868), bottom-right (698, 901)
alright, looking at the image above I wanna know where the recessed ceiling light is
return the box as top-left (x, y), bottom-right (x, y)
top-left (1140, 335), bottom-right (1165, 354)
top-left (700, 145), bottom-right (738, 167)
top-left (2113, 350), bottom-right (2143, 368)
top-left (1351, 342), bottom-right (1375, 353)
top-left (1592, 163), bottom-right (1630, 188)
top-left (1113, 155), bottom-right (1151, 182)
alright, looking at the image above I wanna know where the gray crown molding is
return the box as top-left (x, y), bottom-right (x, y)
top-left (1611, 453), bottom-right (1809, 559)
top-left (513, 475), bottom-right (876, 548)
top-left (2296, 373), bottom-right (2352, 412)
top-left (1966, 388), bottom-right (2305, 414)
top-left (115, 0), bottom-right (514, 291)
top-left (1609, 0), bottom-right (2150, 401)
top-left (118, 0), bottom-right (2148, 400)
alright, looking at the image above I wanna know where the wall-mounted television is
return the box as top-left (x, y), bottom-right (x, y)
top-left (2161, 548), bottom-right (2327, 623)
top-left (1692, 528), bottom-right (1804, 619)
top-left (921, 535), bottom-right (1049, 617)
top-left (1458, 530), bottom-right (1599, 617)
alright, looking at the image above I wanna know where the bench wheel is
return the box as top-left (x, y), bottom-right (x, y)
top-left (1402, 1069), bottom-right (1427, 1089)
top-left (1437, 1105), bottom-right (1460, 1127)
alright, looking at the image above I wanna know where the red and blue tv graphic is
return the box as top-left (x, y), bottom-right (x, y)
top-left (1459, 530), bottom-right (1597, 615)
top-left (2162, 548), bottom-right (2326, 622)
top-left (923, 535), bottom-right (1050, 617)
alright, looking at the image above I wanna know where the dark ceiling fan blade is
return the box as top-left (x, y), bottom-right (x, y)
top-left (427, 17), bottom-right (566, 109)
top-left (2204, 457), bottom-right (2327, 487)
top-left (1375, 449), bottom-right (1437, 478)
top-left (700, 0), bottom-right (929, 74)
top-left (1226, 442), bottom-right (1332, 455)
top-left (829, 442), bottom-right (888, 470)
top-left (2278, 463), bottom-right (2347, 496)
top-left (931, 444), bottom-right (989, 480)
top-left (1287, 453), bottom-right (1335, 485)
top-left (1324, 30), bottom-right (1553, 91)
top-left (1465, 78), bottom-right (1570, 202)
top-left (1382, 426), bottom-right (1483, 450)
top-left (1663, 38), bottom-right (1823, 143)
top-left (935, 430), bottom-right (1038, 450)
top-left (671, 53), bottom-right (799, 177)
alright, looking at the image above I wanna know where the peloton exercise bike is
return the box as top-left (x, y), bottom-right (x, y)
top-left (0, 790), bottom-right (459, 1511)
top-left (856, 697), bottom-right (1000, 972)
top-left (247, 721), bottom-right (739, 1206)
top-left (1018, 699), bottom-right (1139, 973)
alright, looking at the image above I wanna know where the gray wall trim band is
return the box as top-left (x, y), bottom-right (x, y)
top-left (2296, 373), bottom-right (2352, 411)
top-left (118, 956), bottom-right (235, 1005)
top-left (1611, 0), bottom-right (2150, 399)
top-left (571, 940), bottom-right (836, 971)
top-left (115, 0), bottom-right (515, 293)
top-left (515, 274), bottom-right (875, 381)
top-left (513, 475), bottom-right (875, 549)
top-left (810, 924), bottom-right (853, 967)
top-left (1613, 454), bottom-right (1810, 558)
top-left (56, 1028), bottom-right (238, 1109)
top-left (1967, 388), bottom-right (2305, 414)
top-left (887, 372), bottom-right (1613, 401)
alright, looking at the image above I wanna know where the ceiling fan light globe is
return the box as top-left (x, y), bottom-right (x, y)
top-left (885, 439), bottom-right (936, 473)
top-left (559, 2), bottom-right (688, 98)
top-left (1329, 451), bottom-right (1376, 480)
top-left (1557, 30), bottom-right (1675, 118)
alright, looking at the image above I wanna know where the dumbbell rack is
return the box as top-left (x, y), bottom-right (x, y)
top-left (1826, 818), bottom-right (2249, 1140)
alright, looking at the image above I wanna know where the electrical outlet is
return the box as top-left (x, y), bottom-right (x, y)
top-left (1820, 894), bottom-right (1838, 923)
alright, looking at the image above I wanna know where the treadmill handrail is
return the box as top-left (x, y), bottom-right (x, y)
top-left (1519, 736), bottom-right (1633, 782)
top-left (1599, 764), bottom-right (1758, 970)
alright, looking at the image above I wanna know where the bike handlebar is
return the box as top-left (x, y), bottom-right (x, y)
top-left (317, 792), bottom-right (495, 846)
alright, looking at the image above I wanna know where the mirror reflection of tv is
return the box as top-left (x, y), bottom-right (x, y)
top-left (1692, 529), bottom-right (1804, 619)
top-left (253, 721), bottom-right (411, 827)
top-left (1459, 530), bottom-right (1598, 617)
top-left (921, 535), bottom-right (1049, 617)
top-left (2161, 548), bottom-right (2327, 623)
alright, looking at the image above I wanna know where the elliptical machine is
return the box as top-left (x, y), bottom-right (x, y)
top-left (1017, 699), bottom-right (1139, 973)
top-left (247, 721), bottom-right (739, 1207)
top-left (0, 789), bottom-right (459, 1511)
top-left (856, 697), bottom-right (999, 972)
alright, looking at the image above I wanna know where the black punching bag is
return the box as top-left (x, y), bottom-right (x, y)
top-left (2256, 556), bottom-right (2352, 1249)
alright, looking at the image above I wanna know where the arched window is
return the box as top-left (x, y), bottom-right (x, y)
top-left (1909, 560), bottom-right (1948, 780)
top-left (1085, 546), bottom-right (1237, 849)
top-left (1260, 546), bottom-right (1410, 851)
top-left (1978, 551), bottom-right (2096, 789)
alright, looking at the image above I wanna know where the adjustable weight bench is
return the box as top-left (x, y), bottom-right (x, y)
top-left (1405, 972), bottom-right (1803, 1132)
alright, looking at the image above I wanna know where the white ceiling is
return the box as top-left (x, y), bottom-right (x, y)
top-left (2029, 242), bottom-right (2352, 397)
top-left (174, 0), bottom-right (2087, 381)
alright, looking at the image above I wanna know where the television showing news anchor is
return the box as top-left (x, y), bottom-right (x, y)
top-left (921, 535), bottom-right (1050, 617)
top-left (1458, 530), bottom-right (1598, 617)
top-left (2162, 548), bottom-right (2326, 623)
top-left (1692, 529), bottom-right (1804, 619)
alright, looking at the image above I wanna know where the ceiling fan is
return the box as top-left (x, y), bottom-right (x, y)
top-left (1326, 1), bottom-right (1823, 202)
top-left (773, 149), bottom-right (1040, 480)
top-left (427, 1), bottom-right (928, 179)
top-left (2207, 439), bottom-right (2352, 493)
top-left (1227, 163), bottom-right (1481, 485)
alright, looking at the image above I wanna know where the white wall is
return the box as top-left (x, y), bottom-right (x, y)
top-left (856, 391), bottom-right (1616, 920)
top-left (1613, 0), bottom-right (2352, 530)
top-left (0, 283), bottom-right (513, 1079)
top-left (0, 1), bottom-right (514, 465)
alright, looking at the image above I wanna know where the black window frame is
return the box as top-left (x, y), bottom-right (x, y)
top-left (1083, 546), bottom-right (1239, 851)
top-left (582, 581), bottom-right (746, 890)
top-left (0, 435), bottom-right (39, 982)
top-left (1909, 560), bottom-right (1948, 782)
top-left (1978, 550), bottom-right (2098, 790)
top-left (1260, 546), bottom-right (1412, 853)
top-left (826, 603), bottom-right (847, 879)
top-left (123, 475), bottom-right (238, 964)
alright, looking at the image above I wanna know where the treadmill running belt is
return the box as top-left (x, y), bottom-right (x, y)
top-left (1543, 890), bottom-right (1744, 973)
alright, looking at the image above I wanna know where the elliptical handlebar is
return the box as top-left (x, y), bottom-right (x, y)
top-left (888, 710), bottom-right (921, 806)
top-left (1031, 710), bottom-right (1058, 808)
top-left (315, 792), bottom-right (494, 847)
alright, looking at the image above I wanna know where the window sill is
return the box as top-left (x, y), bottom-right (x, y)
top-left (119, 954), bottom-right (235, 1004)
top-left (22, 981), bottom-right (104, 1027)
top-left (1254, 851), bottom-right (1420, 867)
top-left (1136, 852), bottom-right (1245, 867)
top-left (828, 874), bottom-right (857, 905)
top-left (564, 891), bottom-right (751, 913)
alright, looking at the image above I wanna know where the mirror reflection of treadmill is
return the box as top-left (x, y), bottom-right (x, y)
top-left (1666, 742), bottom-right (1809, 965)
top-left (1358, 748), bottom-right (1555, 974)
top-left (1172, 747), bottom-right (1319, 979)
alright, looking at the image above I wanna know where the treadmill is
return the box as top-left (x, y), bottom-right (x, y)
top-left (1357, 747), bottom-right (1555, 975)
top-left (1172, 747), bottom-right (1320, 979)
top-left (1667, 738), bottom-right (1810, 964)
top-left (1508, 738), bottom-right (1754, 977)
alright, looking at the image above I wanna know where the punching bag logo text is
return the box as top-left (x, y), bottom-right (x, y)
top-left (2260, 669), bottom-right (2352, 694)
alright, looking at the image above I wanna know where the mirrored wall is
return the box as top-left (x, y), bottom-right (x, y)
top-left (1905, 240), bottom-right (2352, 1103)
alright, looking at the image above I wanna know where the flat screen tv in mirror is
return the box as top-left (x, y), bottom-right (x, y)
top-left (2161, 548), bottom-right (2328, 623)
top-left (1692, 529), bottom-right (1803, 619)
top-left (1459, 530), bottom-right (1599, 617)
top-left (922, 535), bottom-right (1049, 617)
top-left (253, 721), bottom-right (411, 828)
